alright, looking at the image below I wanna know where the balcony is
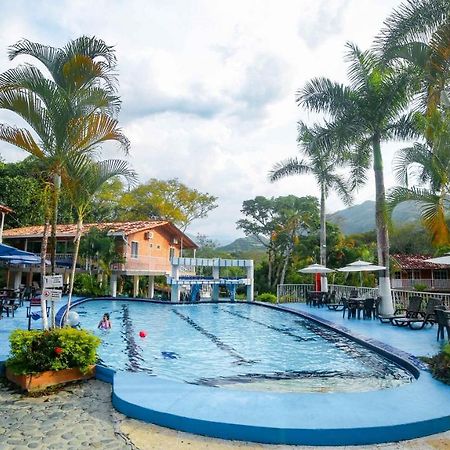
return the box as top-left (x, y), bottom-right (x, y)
top-left (391, 278), bottom-right (450, 290)
top-left (111, 255), bottom-right (172, 274)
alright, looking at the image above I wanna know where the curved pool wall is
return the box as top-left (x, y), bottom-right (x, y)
top-left (54, 298), bottom-right (450, 446)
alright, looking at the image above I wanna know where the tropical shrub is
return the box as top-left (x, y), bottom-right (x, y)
top-left (73, 273), bottom-right (108, 296)
top-left (413, 283), bottom-right (428, 292)
top-left (7, 328), bottom-right (101, 375)
top-left (426, 344), bottom-right (450, 385)
top-left (257, 293), bottom-right (277, 303)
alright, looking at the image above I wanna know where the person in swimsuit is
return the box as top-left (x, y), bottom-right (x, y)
top-left (98, 313), bottom-right (112, 329)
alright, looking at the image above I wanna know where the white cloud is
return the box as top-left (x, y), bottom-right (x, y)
top-left (0, 0), bottom-right (409, 244)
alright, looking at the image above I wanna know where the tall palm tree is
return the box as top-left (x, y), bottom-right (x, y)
top-left (376, 0), bottom-right (450, 121)
top-left (0, 37), bottom-right (129, 328)
top-left (63, 155), bottom-right (137, 325)
top-left (298, 43), bottom-right (416, 314)
top-left (269, 122), bottom-right (352, 290)
top-left (388, 112), bottom-right (450, 246)
top-left (0, 36), bottom-right (127, 274)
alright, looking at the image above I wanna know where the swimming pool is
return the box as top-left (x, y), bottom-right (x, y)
top-left (74, 300), bottom-right (413, 393)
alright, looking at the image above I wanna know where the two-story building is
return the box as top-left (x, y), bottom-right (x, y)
top-left (2, 220), bottom-right (197, 297)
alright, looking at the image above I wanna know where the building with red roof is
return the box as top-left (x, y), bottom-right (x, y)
top-left (391, 254), bottom-right (450, 291)
top-left (2, 220), bottom-right (197, 297)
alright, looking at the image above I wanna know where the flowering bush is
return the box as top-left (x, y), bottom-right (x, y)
top-left (7, 328), bottom-right (101, 375)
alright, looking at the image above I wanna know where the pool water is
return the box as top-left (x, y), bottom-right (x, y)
top-left (74, 300), bottom-right (413, 393)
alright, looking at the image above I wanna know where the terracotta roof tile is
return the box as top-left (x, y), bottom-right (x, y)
top-left (2, 220), bottom-right (198, 249)
top-left (391, 253), bottom-right (449, 270)
top-left (0, 204), bottom-right (13, 213)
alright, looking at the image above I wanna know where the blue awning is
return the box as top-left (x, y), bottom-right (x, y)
top-left (0, 243), bottom-right (42, 263)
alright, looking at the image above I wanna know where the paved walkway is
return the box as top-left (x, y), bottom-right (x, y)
top-left (1, 378), bottom-right (449, 450)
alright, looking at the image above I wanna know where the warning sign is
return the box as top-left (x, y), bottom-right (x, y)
top-left (42, 289), bottom-right (62, 302)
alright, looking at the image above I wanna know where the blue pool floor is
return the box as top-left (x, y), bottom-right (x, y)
top-left (281, 302), bottom-right (444, 357)
top-left (0, 298), bottom-right (445, 358)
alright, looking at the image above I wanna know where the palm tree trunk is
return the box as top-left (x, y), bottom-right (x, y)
top-left (64, 217), bottom-right (82, 325)
top-left (50, 173), bottom-right (61, 274)
top-left (40, 219), bottom-right (50, 330)
top-left (373, 136), bottom-right (394, 315)
top-left (319, 185), bottom-right (328, 292)
top-left (268, 247), bottom-right (273, 288)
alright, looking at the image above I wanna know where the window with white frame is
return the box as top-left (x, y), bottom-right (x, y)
top-left (131, 241), bottom-right (139, 258)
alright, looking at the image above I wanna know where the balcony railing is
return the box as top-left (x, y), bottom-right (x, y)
top-left (112, 255), bottom-right (172, 273)
top-left (391, 278), bottom-right (450, 290)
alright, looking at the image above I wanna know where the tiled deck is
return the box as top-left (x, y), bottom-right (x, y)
top-left (280, 302), bottom-right (444, 357)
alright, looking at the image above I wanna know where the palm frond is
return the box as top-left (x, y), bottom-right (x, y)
top-left (387, 185), bottom-right (449, 245)
top-left (0, 89), bottom-right (53, 146)
top-left (0, 123), bottom-right (44, 157)
top-left (329, 173), bottom-right (353, 205)
top-left (269, 158), bottom-right (312, 182)
top-left (8, 39), bottom-right (61, 79)
top-left (376, 0), bottom-right (449, 53)
top-left (67, 113), bottom-right (130, 155)
top-left (345, 42), bottom-right (379, 91)
top-left (297, 78), bottom-right (354, 117)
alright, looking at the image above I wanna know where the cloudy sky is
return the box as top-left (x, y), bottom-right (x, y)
top-left (0, 0), bottom-right (406, 243)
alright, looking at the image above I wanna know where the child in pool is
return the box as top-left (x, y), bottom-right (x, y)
top-left (98, 313), bottom-right (112, 329)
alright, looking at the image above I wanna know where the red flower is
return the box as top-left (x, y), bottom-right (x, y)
top-left (54, 347), bottom-right (63, 355)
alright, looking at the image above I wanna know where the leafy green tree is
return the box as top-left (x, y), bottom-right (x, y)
top-left (0, 36), bottom-right (129, 273)
top-left (298, 43), bottom-right (415, 314)
top-left (269, 121), bottom-right (351, 289)
top-left (237, 196), bottom-right (278, 288)
top-left (238, 195), bottom-right (319, 290)
top-left (118, 178), bottom-right (218, 232)
top-left (85, 178), bottom-right (125, 222)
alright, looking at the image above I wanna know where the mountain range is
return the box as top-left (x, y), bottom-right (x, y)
top-left (327, 200), bottom-right (421, 235)
top-left (219, 200), bottom-right (422, 251)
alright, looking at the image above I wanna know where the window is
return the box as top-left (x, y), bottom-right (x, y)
top-left (131, 241), bottom-right (139, 258)
top-left (169, 247), bottom-right (175, 259)
top-left (156, 244), bottom-right (161, 250)
top-left (434, 270), bottom-right (448, 280)
top-left (394, 271), bottom-right (401, 279)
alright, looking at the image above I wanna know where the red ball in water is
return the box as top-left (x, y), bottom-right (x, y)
top-left (139, 330), bottom-right (147, 338)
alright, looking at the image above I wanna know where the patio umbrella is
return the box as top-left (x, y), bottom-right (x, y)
top-left (337, 260), bottom-right (386, 287)
top-left (0, 243), bottom-right (42, 263)
top-left (425, 254), bottom-right (450, 265)
top-left (299, 264), bottom-right (334, 292)
top-left (298, 264), bottom-right (335, 274)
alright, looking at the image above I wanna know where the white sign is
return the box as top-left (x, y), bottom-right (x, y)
top-left (42, 289), bottom-right (62, 302)
top-left (44, 275), bottom-right (63, 288)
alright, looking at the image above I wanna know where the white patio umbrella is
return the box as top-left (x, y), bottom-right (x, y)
top-left (298, 263), bottom-right (335, 274)
top-left (337, 260), bottom-right (386, 287)
top-left (298, 264), bottom-right (334, 292)
top-left (425, 254), bottom-right (450, 265)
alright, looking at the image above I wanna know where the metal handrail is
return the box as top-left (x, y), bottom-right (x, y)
top-left (276, 283), bottom-right (450, 309)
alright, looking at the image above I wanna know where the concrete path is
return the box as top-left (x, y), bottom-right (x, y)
top-left (1, 379), bottom-right (449, 450)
